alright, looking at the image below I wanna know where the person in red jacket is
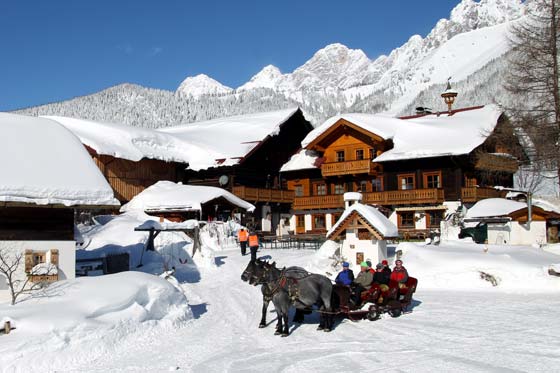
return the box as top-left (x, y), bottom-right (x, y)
top-left (390, 259), bottom-right (409, 287)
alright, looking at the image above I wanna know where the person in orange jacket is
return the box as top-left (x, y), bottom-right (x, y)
top-left (238, 228), bottom-right (249, 256)
top-left (248, 231), bottom-right (259, 261)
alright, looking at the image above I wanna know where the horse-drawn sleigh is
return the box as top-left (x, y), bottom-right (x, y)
top-left (241, 259), bottom-right (417, 337)
top-left (331, 276), bottom-right (418, 321)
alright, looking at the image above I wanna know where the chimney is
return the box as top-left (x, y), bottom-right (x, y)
top-left (343, 192), bottom-right (362, 209)
top-left (441, 78), bottom-right (458, 114)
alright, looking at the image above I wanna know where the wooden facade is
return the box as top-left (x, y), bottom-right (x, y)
top-left (92, 154), bottom-right (177, 203)
top-left (182, 109), bottom-right (314, 231)
top-left (282, 108), bottom-right (521, 236)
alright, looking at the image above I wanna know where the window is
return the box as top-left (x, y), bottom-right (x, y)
top-left (336, 151), bottom-right (345, 162)
top-left (427, 210), bottom-right (444, 228)
top-left (313, 214), bottom-right (326, 230)
top-left (294, 185), bottom-right (303, 197)
top-left (369, 148), bottom-right (375, 159)
top-left (423, 171), bottom-right (442, 189)
top-left (356, 149), bottom-right (364, 160)
top-left (315, 183), bottom-right (327, 196)
top-left (333, 184), bottom-right (345, 195)
top-left (296, 215), bottom-right (305, 228)
top-left (372, 177), bottom-right (383, 192)
top-left (358, 180), bottom-right (368, 192)
top-left (331, 214), bottom-right (341, 226)
top-left (398, 173), bottom-right (415, 190)
top-left (399, 212), bottom-right (415, 228)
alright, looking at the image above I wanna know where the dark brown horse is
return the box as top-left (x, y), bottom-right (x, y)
top-left (241, 259), bottom-right (334, 337)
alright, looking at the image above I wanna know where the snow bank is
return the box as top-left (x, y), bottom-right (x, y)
top-left (78, 210), bottom-right (193, 272)
top-left (0, 272), bottom-right (191, 370)
top-left (0, 113), bottom-right (118, 207)
top-left (397, 241), bottom-right (560, 293)
top-left (121, 180), bottom-right (255, 213)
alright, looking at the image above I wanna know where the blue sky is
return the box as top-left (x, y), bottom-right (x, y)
top-left (0, 0), bottom-right (461, 111)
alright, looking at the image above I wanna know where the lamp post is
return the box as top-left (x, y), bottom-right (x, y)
top-left (441, 79), bottom-right (458, 113)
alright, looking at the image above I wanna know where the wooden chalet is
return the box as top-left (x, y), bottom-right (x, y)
top-left (164, 108), bottom-right (314, 232)
top-left (280, 98), bottom-right (523, 238)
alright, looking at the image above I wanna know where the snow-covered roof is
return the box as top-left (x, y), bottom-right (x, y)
top-left (44, 116), bottom-right (221, 171)
top-left (466, 197), bottom-right (560, 220)
top-left (280, 149), bottom-right (320, 172)
top-left (302, 105), bottom-right (502, 163)
top-left (0, 113), bottom-right (118, 207)
top-left (465, 198), bottom-right (527, 219)
top-left (161, 108), bottom-right (302, 167)
top-left (120, 181), bottom-right (255, 213)
top-left (327, 203), bottom-right (398, 238)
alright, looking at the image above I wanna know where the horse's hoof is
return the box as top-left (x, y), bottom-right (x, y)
top-left (316, 326), bottom-right (324, 331)
top-left (259, 324), bottom-right (266, 328)
top-left (281, 333), bottom-right (289, 337)
top-left (323, 328), bottom-right (332, 332)
top-left (274, 330), bottom-right (281, 335)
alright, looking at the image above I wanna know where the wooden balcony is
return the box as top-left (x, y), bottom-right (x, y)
top-left (293, 195), bottom-right (344, 210)
top-left (232, 186), bottom-right (294, 204)
top-left (321, 159), bottom-right (378, 177)
top-left (461, 187), bottom-right (507, 203)
top-left (293, 188), bottom-right (445, 210)
top-left (363, 188), bottom-right (445, 205)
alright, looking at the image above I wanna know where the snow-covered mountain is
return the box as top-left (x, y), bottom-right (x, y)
top-left (17, 0), bottom-right (525, 126)
top-left (237, 65), bottom-right (283, 91)
top-left (177, 74), bottom-right (233, 98)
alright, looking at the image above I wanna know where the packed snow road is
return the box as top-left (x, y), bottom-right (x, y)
top-left (69, 247), bottom-right (560, 373)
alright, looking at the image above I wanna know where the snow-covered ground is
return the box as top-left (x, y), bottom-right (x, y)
top-left (1, 214), bottom-right (560, 372)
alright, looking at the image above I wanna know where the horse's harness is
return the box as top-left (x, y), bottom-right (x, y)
top-left (263, 266), bottom-right (312, 304)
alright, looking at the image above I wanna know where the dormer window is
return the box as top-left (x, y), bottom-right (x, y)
top-left (336, 151), bottom-right (345, 162)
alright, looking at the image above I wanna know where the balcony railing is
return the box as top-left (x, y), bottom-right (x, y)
top-left (363, 188), bottom-right (445, 205)
top-left (293, 188), bottom-right (444, 210)
top-left (321, 159), bottom-right (378, 177)
top-left (293, 194), bottom-right (344, 210)
top-left (232, 186), bottom-right (294, 204)
top-left (461, 187), bottom-right (507, 203)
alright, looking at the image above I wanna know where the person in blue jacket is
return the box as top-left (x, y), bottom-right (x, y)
top-left (335, 261), bottom-right (355, 286)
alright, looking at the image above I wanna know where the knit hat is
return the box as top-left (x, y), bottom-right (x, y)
top-left (342, 261), bottom-right (350, 267)
top-left (376, 263), bottom-right (383, 269)
top-left (381, 260), bottom-right (388, 266)
top-left (360, 261), bottom-right (369, 268)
